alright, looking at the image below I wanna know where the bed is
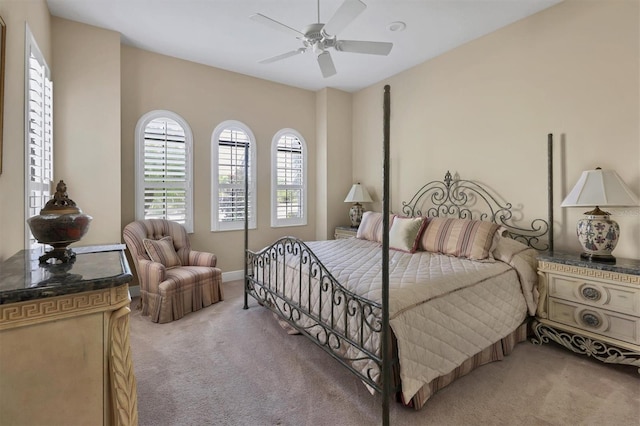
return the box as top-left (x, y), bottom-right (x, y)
top-left (243, 86), bottom-right (554, 419)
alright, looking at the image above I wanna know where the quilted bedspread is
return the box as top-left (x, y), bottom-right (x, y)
top-left (263, 236), bottom-right (538, 402)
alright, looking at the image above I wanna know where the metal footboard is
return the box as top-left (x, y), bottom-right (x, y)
top-left (245, 236), bottom-right (395, 392)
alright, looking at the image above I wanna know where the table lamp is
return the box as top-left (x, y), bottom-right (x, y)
top-left (344, 183), bottom-right (372, 227)
top-left (561, 167), bottom-right (639, 262)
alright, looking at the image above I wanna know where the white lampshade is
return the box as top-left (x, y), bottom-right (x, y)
top-left (561, 168), bottom-right (639, 262)
top-left (561, 169), bottom-right (640, 208)
top-left (344, 183), bottom-right (373, 203)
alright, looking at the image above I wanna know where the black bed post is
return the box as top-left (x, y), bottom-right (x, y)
top-left (243, 140), bottom-right (249, 310)
top-left (547, 133), bottom-right (554, 253)
top-left (381, 84), bottom-right (391, 426)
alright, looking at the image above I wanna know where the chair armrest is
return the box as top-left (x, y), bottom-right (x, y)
top-left (137, 258), bottom-right (166, 293)
top-left (188, 250), bottom-right (217, 267)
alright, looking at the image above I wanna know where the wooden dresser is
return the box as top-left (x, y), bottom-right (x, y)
top-left (0, 244), bottom-right (138, 425)
top-left (532, 251), bottom-right (640, 371)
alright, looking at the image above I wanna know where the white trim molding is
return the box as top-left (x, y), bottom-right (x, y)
top-left (271, 128), bottom-right (308, 228)
top-left (134, 110), bottom-right (194, 232)
top-left (211, 120), bottom-right (257, 232)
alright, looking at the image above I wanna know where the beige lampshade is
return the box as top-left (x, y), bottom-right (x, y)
top-left (561, 168), bottom-right (639, 262)
top-left (561, 169), bottom-right (640, 208)
top-left (344, 183), bottom-right (373, 203)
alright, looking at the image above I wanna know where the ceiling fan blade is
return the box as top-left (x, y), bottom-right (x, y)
top-left (250, 13), bottom-right (304, 38)
top-left (259, 48), bottom-right (306, 64)
top-left (336, 40), bottom-right (393, 56)
top-left (322, 0), bottom-right (366, 37)
top-left (317, 51), bottom-right (336, 78)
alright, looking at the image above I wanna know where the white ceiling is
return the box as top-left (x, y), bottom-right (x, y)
top-left (46, 0), bottom-right (563, 93)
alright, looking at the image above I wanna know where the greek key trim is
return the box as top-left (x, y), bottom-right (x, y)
top-left (539, 261), bottom-right (640, 285)
top-left (0, 285), bottom-right (130, 328)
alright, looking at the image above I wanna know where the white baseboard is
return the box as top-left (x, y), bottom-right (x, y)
top-left (130, 285), bottom-right (140, 298)
top-left (222, 270), bottom-right (244, 282)
top-left (128, 270), bottom-right (243, 299)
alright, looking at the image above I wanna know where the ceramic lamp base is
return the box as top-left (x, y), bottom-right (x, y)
top-left (576, 212), bottom-right (619, 263)
top-left (349, 203), bottom-right (364, 227)
top-left (580, 252), bottom-right (616, 263)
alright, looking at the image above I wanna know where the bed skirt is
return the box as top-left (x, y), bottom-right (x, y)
top-left (401, 322), bottom-right (529, 410)
top-left (274, 312), bottom-right (528, 410)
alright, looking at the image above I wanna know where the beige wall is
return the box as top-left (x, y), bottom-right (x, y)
top-left (315, 87), bottom-right (353, 240)
top-left (120, 46), bottom-right (317, 272)
top-left (0, 5), bottom-right (122, 260)
top-left (315, 89), bottom-right (329, 239)
top-left (352, 0), bottom-right (640, 259)
top-left (51, 17), bottom-right (122, 246)
top-left (0, 0), bottom-right (51, 260)
top-left (326, 89), bottom-right (354, 236)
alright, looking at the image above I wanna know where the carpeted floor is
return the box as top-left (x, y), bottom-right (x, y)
top-left (129, 281), bottom-right (640, 426)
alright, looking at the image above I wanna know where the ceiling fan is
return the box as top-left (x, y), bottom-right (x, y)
top-left (250, 0), bottom-right (393, 78)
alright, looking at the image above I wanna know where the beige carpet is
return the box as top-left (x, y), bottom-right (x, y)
top-left (129, 281), bottom-right (640, 426)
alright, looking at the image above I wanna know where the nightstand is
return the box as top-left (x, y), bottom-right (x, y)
top-left (334, 226), bottom-right (357, 239)
top-left (532, 251), bottom-right (640, 371)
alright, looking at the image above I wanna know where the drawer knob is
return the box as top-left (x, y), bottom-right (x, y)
top-left (581, 312), bottom-right (601, 328)
top-left (581, 286), bottom-right (601, 301)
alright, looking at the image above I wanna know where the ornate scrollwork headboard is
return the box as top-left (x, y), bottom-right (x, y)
top-left (401, 171), bottom-right (550, 250)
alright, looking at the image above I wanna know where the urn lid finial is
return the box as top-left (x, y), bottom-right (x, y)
top-left (40, 180), bottom-right (82, 215)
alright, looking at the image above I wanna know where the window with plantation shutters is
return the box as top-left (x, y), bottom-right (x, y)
top-left (211, 121), bottom-right (256, 231)
top-left (25, 25), bottom-right (53, 249)
top-left (135, 111), bottom-right (193, 232)
top-left (271, 129), bottom-right (307, 227)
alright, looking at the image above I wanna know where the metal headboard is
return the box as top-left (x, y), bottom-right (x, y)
top-left (400, 170), bottom-right (551, 251)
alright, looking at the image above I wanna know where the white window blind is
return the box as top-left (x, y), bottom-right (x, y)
top-left (271, 129), bottom-right (307, 227)
top-left (211, 121), bottom-right (256, 231)
top-left (135, 111), bottom-right (193, 232)
top-left (25, 26), bottom-right (53, 249)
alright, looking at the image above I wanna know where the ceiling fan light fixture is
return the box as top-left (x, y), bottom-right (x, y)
top-left (312, 41), bottom-right (325, 55)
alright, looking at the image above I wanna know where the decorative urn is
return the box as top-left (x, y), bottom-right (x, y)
top-left (27, 180), bottom-right (92, 264)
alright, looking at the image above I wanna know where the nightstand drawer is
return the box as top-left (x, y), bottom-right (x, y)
top-left (548, 273), bottom-right (640, 316)
top-left (548, 298), bottom-right (640, 345)
top-left (334, 226), bottom-right (357, 239)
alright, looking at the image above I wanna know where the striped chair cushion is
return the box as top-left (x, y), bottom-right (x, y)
top-left (143, 236), bottom-right (182, 268)
top-left (420, 218), bottom-right (499, 260)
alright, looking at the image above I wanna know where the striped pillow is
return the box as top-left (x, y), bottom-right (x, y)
top-left (420, 218), bottom-right (500, 260)
top-left (143, 236), bottom-right (182, 268)
top-left (356, 211), bottom-right (395, 243)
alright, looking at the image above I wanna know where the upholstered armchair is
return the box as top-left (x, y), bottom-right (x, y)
top-left (123, 219), bottom-right (224, 323)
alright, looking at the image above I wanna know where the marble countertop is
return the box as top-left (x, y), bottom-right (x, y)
top-left (538, 251), bottom-right (640, 276)
top-left (0, 244), bottom-right (132, 304)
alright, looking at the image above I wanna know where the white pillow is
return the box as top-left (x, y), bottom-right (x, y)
top-left (388, 217), bottom-right (426, 253)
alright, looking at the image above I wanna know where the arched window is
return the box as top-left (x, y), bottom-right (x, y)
top-left (135, 110), bottom-right (193, 232)
top-left (271, 129), bottom-right (307, 227)
top-left (211, 120), bottom-right (256, 231)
